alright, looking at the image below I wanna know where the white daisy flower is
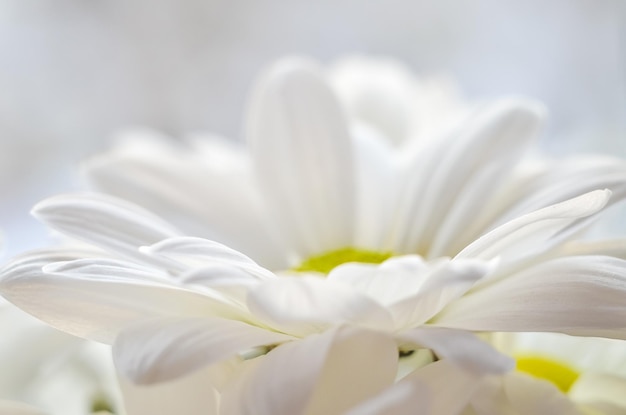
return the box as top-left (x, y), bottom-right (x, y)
top-left (0, 194), bottom-right (516, 414)
top-left (2, 190), bottom-right (626, 414)
top-left (3, 57), bottom-right (626, 414)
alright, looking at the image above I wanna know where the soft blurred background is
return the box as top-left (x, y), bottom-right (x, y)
top-left (0, 0), bottom-right (625, 256)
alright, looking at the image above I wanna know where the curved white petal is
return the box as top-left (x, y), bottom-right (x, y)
top-left (426, 100), bottom-right (546, 258)
top-left (328, 256), bottom-right (491, 328)
top-left (399, 327), bottom-right (514, 375)
top-left (329, 56), bottom-right (418, 145)
top-left (388, 258), bottom-right (491, 327)
top-left (456, 190), bottom-right (611, 264)
top-left (435, 256), bottom-right (626, 339)
top-left (327, 256), bottom-right (431, 305)
top-left (83, 131), bottom-right (290, 270)
top-left (469, 372), bottom-right (581, 415)
top-left (497, 156), bottom-right (626, 226)
top-left (561, 238), bottom-right (626, 260)
top-left (351, 125), bottom-right (400, 250)
top-left (141, 237), bottom-right (274, 279)
top-left (0, 253), bottom-right (240, 343)
top-left (118, 364), bottom-right (226, 415)
top-left (347, 360), bottom-right (480, 415)
top-left (220, 326), bottom-right (398, 415)
top-left (113, 317), bottom-right (295, 384)
top-left (246, 58), bottom-right (355, 260)
top-left (177, 265), bottom-right (267, 305)
top-left (392, 98), bottom-right (545, 255)
top-left (569, 373), bottom-right (626, 411)
top-left (247, 276), bottom-right (393, 337)
top-left (43, 258), bottom-right (172, 284)
top-left (32, 193), bottom-right (180, 263)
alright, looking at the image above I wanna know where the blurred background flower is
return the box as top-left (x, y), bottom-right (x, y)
top-left (0, 0), bottom-right (625, 256)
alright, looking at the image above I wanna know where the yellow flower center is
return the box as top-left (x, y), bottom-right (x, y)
top-left (516, 355), bottom-right (580, 393)
top-left (294, 247), bottom-right (393, 274)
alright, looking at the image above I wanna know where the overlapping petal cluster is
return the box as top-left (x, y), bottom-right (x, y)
top-left (2, 57), bottom-right (626, 414)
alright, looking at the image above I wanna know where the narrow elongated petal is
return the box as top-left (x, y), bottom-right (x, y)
top-left (456, 190), bottom-right (611, 264)
top-left (351, 126), bottom-right (400, 250)
top-left (113, 317), bottom-right (295, 384)
top-left (0, 254), bottom-right (239, 343)
top-left (347, 360), bottom-right (480, 415)
top-left (392, 99), bottom-right (544, 255)
top-left (426, 100), bottom-right (546, 257)
top-left (497, 156), bottom-right (626, 225)
top-left (247, 276), bottom-right (393, 337)
top-left (220, 326), bottom-right (398, 415)
top-left (141, 237), bottom-right (274, 279)
top-left (32, 193), bottom-right (180, 263)
top-left (246, 58), bottom-right (355, 259)
top-left (435, 256), bottom-right (626, 339)
top-left (561, 238), bottom-right (626, 260)
top-left (83, 131), bottom-right (290, 270)
top-left (399, 327), bottom-right (514, 375)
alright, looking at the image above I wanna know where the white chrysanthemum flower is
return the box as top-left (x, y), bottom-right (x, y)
top-left (3, 57), bottom-right (626, 414)
top-left (458, 332), bottom-right (626, 415)
top-left (3, 190), bottom-right (626, 414)
top-left (0, 195), bottom-right (517, 414)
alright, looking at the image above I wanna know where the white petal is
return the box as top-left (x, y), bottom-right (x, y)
top-left (43, 258), bottom-right (172, 284)
top-left (392, 99), bottom-right (545, 255)
top-left (32, 193), bottom-right (180, 263)
top-left (469, 372), bottom-right (581, 415)
top-left (113, 317), bottom-right (294, 384)
top-left (388, 258), bottom-right (491, 327)
top-left (561, 238), bottom-right (626, 260)
top-left (435, 255), bottom-right (626, 339)
top-left (327, 255), bottom-right (431, 306)
top-left (399, 327), bottom-right (514, 375)
top-left (496, 156), bottom-right (626, 226)
top-left (247, 276), bottom-right (393, 337)
top-left (0, 253), bottom-right (240, 343)
top-left (329, 56), bottom-right (417, 144)
top-left (246, 58), bottom-right (355, 260)
top-left (118, 365), bottom-right (226, 415)
top-left (220, 326), bottom-right (398, 415)
top-left (502, 373), bottom-right (581, 414)
top-left (427, 100), bottom-right (546, 257)
top-left (569, 372), bottom-right (626, 410)
top-left (351, 124), bottom-right (400, 250)
top-left (83, 131), bottom-right (290, 270)
top-left (347, 360), bottom-right (481, 415)
top-left (456, 190), bottom-right (611, 263)
top-left (141, 237), bottom-right (274, 279)
top-left (328, 256), bottom-right (491, 328)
